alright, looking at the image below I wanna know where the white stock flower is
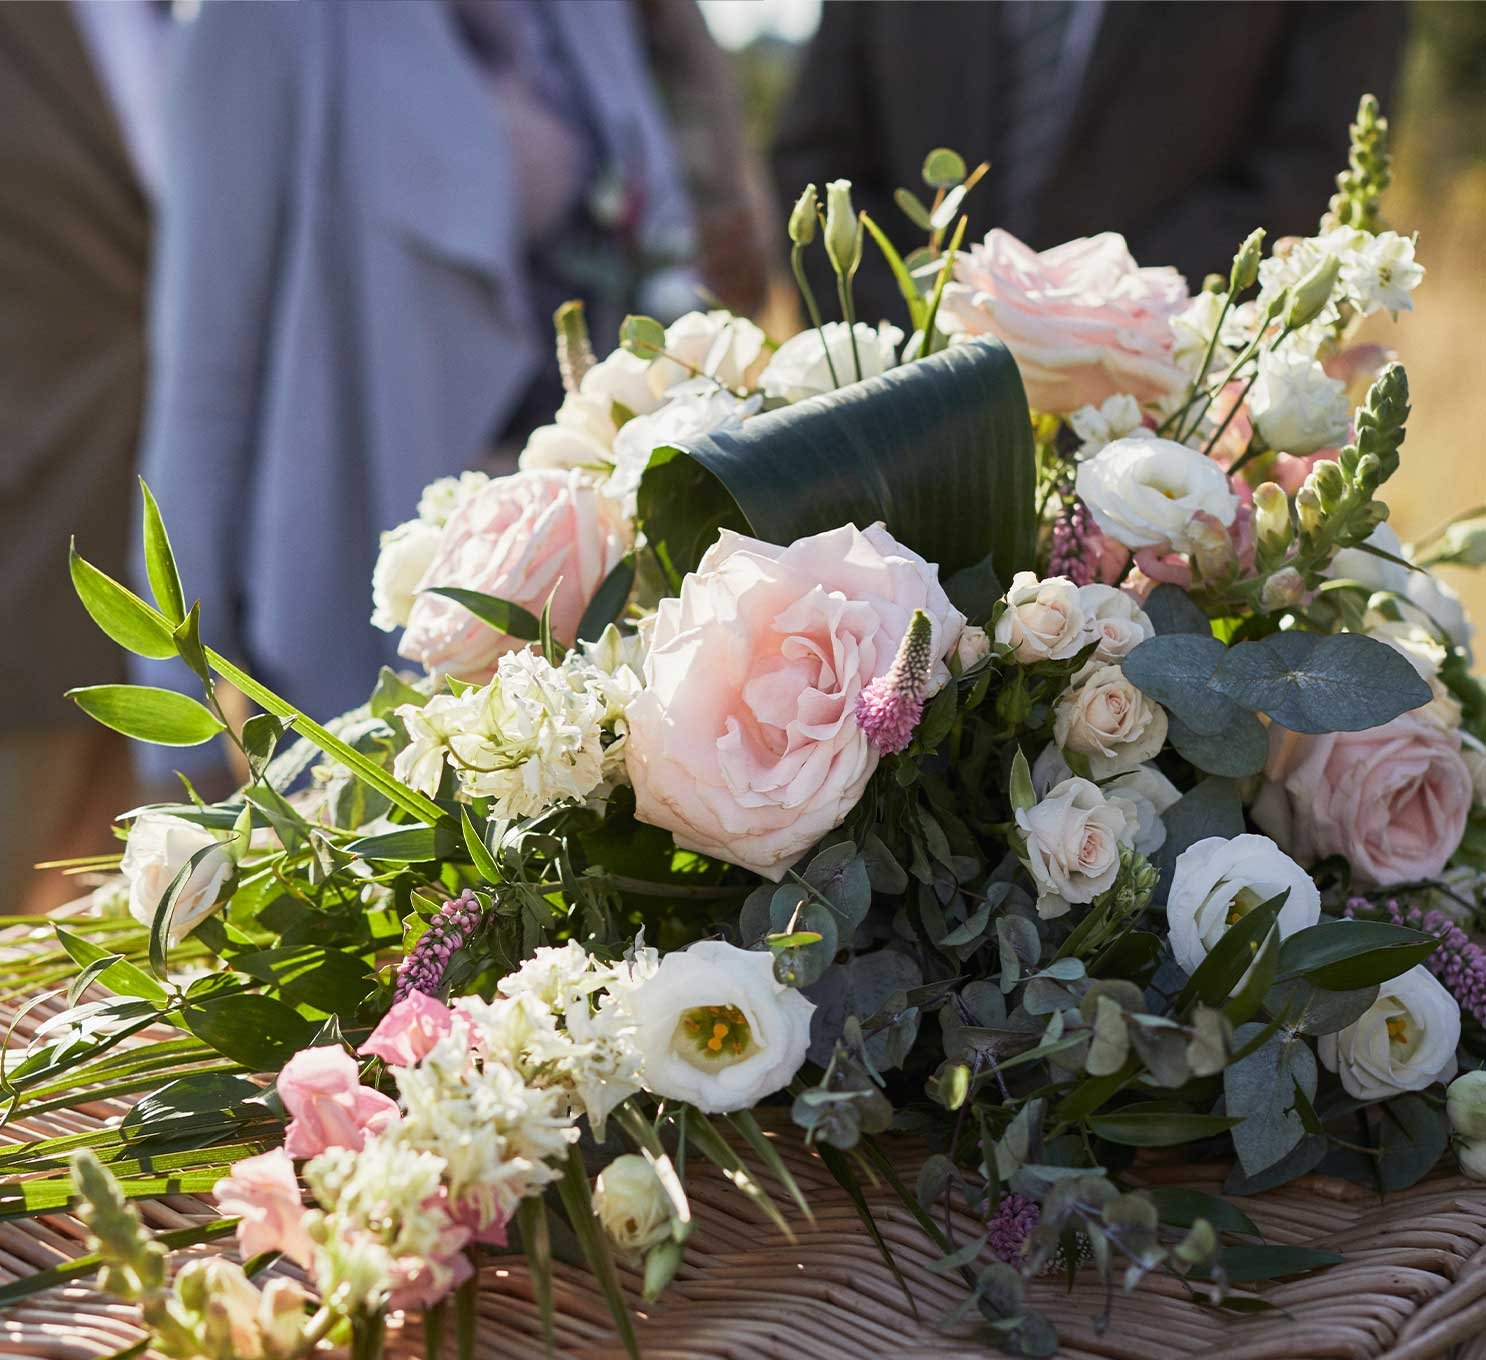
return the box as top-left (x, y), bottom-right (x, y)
top-left (994, 572), bottom-right (1089, 663)
top-left (1075, 436), bottom-right (1239, 553)
top-left (627, 940), bottom-right (813, 1113)
top-left (1078, 584), bottom-right (1154, 663)
top-left (1249, 349), bottom-right (1350, 456)
top-left (1319, 965), bottom-right (1460, 1101)
top-left (593, 1154), bottom-right (676, 1253)
top-left (1053, 663), bottom-right (1168, 778)
top-left (370, 518), bottom-right (442, 632)
top-left (759, 321), bottom-right (904, 403)
top-left (1165, 834), bottom-right (1321, 979)
top-left (416, 470), bottom-right (492, 527)
top-left (608, 385), bottom-right (759, 504)
top-left (1067, 393), bottom-right (1148, 459)
top-left (1014, 776), bottom-right (1134, 918)
top-left (120, 813), bottom-right (236, 944)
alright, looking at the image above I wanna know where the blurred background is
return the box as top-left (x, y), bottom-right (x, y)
top-left (2, 0), bottom-right (1483, 913)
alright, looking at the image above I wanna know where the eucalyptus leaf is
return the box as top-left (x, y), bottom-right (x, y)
top-left (1143, 584), bottom-right (1214, 637)
top-left (1166, 710), bottom-right (1269, 778)
top-left (1121, 633), bottom-right (1240, 735)
top-left (1089, 1108), bottom-right (1242, 1148)
top-left (1224, 1025), bottom-right (1317, 1177)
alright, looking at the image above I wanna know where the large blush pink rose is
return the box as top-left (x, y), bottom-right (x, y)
top-left (1251, 715), bottom-right (1473, 887)
top-left (277, 1046), bottom-right (400, 1158)
top-left (213, 1148), bottom-right (315, 1268)
top-left (625, 523), bottom-right (965, 880)
top-left (940, 230), bottom-right (1189, 414)
top-left (399, 468), bottom-right (632, 681)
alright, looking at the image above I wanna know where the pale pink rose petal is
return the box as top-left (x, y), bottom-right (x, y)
top-left (213, 1148), bottom-right (315, 1269)
top-left (277, 1046), bottom-right (400, 1158)
top-left (359, 991), bottom-right (454, 1068)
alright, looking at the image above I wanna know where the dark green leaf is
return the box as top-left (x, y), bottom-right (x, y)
top-left (1146, 1187), bottom-right (1261, 1239)
top-left (150, 843), bottom-right (231, 978)
top-left (53, 926), bottom-right (168, 1005)
top-left (231, 947), bottom-right (372, 1016)
top-left (66, 684), bottom-right (224, 747)
top-left (894, 187), bottom-right (934, 231)
top-left (1378, 1093), bottom-right (1449, 1191)
top-left (637, 338), bottom-right (1034, 585)
top-left (68, 542), bottom-right (176, 660)
top-left (1210, 632), bottom-right (1431, 734)
top-left (516, 1197), bottom-right (555, 1356)
top-left (556, 1145), bottom-right (641, 1360)
top-left (576, 553), bottom-right (636, 642)
top-left (1089, 1108), bottom-right (1242, 1147)
top-left (1207, 1244), bottom-right (1342, 1283)
top-left (1263, 978), bottom-right (1378, 1035)
top-left (345, 823), bottom-right (459, 863)
top-left (1178, 891), bottom-right (1287, 1011)
top-left (369, 666), bottom-right (427, 720)
top-left (460, 808), bottom-right (501, 881)
top-left (422, 587), bottom-right (540, 642)
top-left (172, 603), bottom-right (210, 682)
top-left (177, 994), bottom-right (317, 1072)
top-left (1276, 920), bottom-right (1439, 989)
top-left (1143, 584), bottom-right (1214, 637)
top-left (943, 551), bottom-right (1003, 623)
top-left (1166, 710), bottom-right (1268, 778)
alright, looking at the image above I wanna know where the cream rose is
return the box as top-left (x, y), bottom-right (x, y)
top-left (593, 1154), bottom-right (676, 1253)
top-left (121, 812), bottom-right (236, 944)
top-left (1165, 834), bottom-right (1322, 979)
top-left (955, 624), bottom-right (991, 671)
top-left (994, 572), bottom-right (1089, 663)
top-left (1053, 663), bottom-right (1168, 778)
top-left (1252, 715), bottom-right (1473, 887)
top-left (1319, 965), bottom-right (1460, 1101)
top-left (938, 229), bottom-right (1189, 413)
top-left (1075, 437), bottom-right (1240, 554)
top-left (759, 321), bottom-right (904, 403)
top-left (1078, 583), bottom-right (1154, 663)
top-left (624, 522), bottom-right (963, 879)
top-left (628, 941), bottom-right (814, 1113)
top-left (370, 519), bottom-right (442, 633)
top-left (399, 468), bottom-right (633, 683)
top-left (1031, 749), bottom-right (1177, 855)
top-left (1014, 776), bottom-right (1134, 918)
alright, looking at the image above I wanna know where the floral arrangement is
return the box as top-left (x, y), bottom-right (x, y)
top-left (19, 97), bottom-right (1486, 1359)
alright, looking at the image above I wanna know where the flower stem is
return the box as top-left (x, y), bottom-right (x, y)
top-left (790, 245), bottom-right (841, 389)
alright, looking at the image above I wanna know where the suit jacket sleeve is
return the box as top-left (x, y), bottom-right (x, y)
top-left (1135, 1), bottom-right (1409, 283)
top-left (130, 5), bottom-right (299, 780)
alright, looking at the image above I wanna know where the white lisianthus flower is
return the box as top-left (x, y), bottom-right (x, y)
top-left (627, 940), bottom-right (813, 1113)
top-left (607, 385), bottom-right (759, 504)
top-left (582, 347), bottom-right (667, 420)
top-left (1319, 965), bottom-right (1461, 1101)
top-left (650, 310), bottom-right (769, 394)
top-left (759, 321), bottom-right (904, 403)
top-left (994, 572), bottom-right (1089, 663)
top-left (1075, 437), bottom-right (1239, 553)
top-left (1166, 834), bottom-right (1321, 979)
top-left (1249, 348), bottom-right (1350, 456)
top-left (593, 1154), bottom-right (676, 1253)
top-left (1077, 583), bottom-right (1154, 663)
top-left (1014, 776), bottom-right (1134, 918)
top-left (416, 470), bottom-right (492, 527)
top-left (519, 393), bottom-right (619, 474)
top-left (120, 813), bottom-right (236, 944)
top-left (1053, 663), bottom-right (1168, 778)
top-left (370, 518), bottom-right (442, 633)
top-left (1067, 392), bottom-right (1148, 459)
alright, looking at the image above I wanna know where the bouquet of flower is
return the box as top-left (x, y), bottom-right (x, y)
top-left (20, 96), bottom-right (1486, 1359)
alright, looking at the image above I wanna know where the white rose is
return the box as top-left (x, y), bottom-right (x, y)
top-left (628, 940), bottom-right (814, 1112)
top-left (370, 519), bottom-right (442, 633)
top-left (607, 387), bottom-right (759, 504)
top-left (582, 348), bottom-right (666, 420)
top-left (955, 624), bottom-right (991, 671)
top-left (519, 393), bottom-right (618, 474)
top-left (759, 321), bottom-right (904, 403)
top-left (593, 1154), bottom-right (676, 1253)
top-left (121, 813), bottom-right (236, 944)
top-left (1250, 349), bottom-right (1350, 457)
top-left (1102, 765), bottom-right (1181, 855)
top-left (1014, 776), bottom-right (1134, 918)
top-left (1166, 834), bottom-right (1321, 979)
top-left (650, 310), bottom-right (768, 394)
top-left (1319, 964), bottom-right (1461, 1101)
top-left (994, 572), bottom-right (1089, 663)
top-left (1077, 584), bottom-right (1154, 663)
top-left (1053, 663), bottom-right (1168, 778)
top-left (1075, 436), bottom-right (1239, 553)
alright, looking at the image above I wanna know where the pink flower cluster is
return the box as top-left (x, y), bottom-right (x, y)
top-left (279, 1046), bottom-right (399, 1159)
top-left (1048, 497), bottom-right (1126, 588)
top-left (394, 889), bottom-right (484, 1001)
top-left (986, 1191), bottom-right (1041, 1266)
top-left (1347, 897), bottom-right (1486, 1026)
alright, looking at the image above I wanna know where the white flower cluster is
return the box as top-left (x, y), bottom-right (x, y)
top-left (392, 626), bottom-right (644, 818)
top-left (1257, 227), bottom-right (1424, 340)
top-left (371, 472), bottom-right (490, 633)
top-left (1066, 393), bottom-right (1147, 459)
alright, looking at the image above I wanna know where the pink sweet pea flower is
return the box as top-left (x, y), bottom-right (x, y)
top-left (213, 1147), bottom-right (315, 1268)
top-left (358, 991), bottom-right (454, 1068)
top-left (277, 1046), bottom-right (400, 1158)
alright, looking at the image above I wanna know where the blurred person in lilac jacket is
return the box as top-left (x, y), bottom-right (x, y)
top-left (132, 0), bottom-right (694, 785)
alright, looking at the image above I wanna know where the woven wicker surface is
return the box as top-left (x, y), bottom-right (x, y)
top-left (2, 994), bottom-right (1485, 1358)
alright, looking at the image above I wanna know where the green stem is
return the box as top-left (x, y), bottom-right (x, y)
top-left (791, 246), bottom-right (841, 389)
top-left (920, 215), bottom-right (968, 356)
top-left (835, 277), bottom-right (863, 381)
top-left (1173, 291), bottom-right (1235, 443)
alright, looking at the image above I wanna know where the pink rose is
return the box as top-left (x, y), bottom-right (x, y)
top-left (399, 468), bottom-right (632, 682)
top-left (625, 523), bottom-right (964, 880)
top-left (939, 230), bottom-right (1189, 413)
top-left (277, 1046), bottom-right (400, 1158)
top-left (213, 1148), bottom-right (315, 1268)
top-left (358, 991), bottom-right (454, 1068)
top-left (1252, 715), bottom-right (1473, 887)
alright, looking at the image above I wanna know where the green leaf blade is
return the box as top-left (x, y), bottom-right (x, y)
top-left (66, 684), bottom-right (223, 747)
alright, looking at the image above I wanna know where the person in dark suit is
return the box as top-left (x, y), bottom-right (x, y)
top-left (773, 1), bottom-right (1409, 323)
top-left (0, 2), bottom-right (173, 912)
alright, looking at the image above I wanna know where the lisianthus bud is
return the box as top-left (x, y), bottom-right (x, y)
top-left (788, 183), bottom-right (818, 247)
top-left (1187, 510), bottom-right (1235, 582)
top-left (824, 179), bottom-right (862, 280)
top-left (594, 1154), bottom-right (675, 1254)
top-left (1253, 482), bottom-right (1293, 553)
top-left (1286, 252), bottom-right (1342, 329)
top-left (1259, 566), bottom-right (1307, 611)
top-left (1458, 1139), bottom-right (1486, 1181)
top-left (1296, 486), bottom-right (1325, 537)
top-left (643, 1237), bottom-right (685, 1302)
top-left (1202, 273), bottom-right (1226, 295)
top-left (1229, 228), bottom-right (1266, 294)
top-left (1448, 1070), bottom-right (1486, 1140)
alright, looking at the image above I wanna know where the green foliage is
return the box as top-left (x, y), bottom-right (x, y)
top-left (66, 685), bottom-right (224, 747)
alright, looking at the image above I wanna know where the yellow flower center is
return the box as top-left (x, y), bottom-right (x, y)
top-left (1387, 1015), bottom-right (1409, 1045)
top-left (674, 1004), bottom-right (755, 1070)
